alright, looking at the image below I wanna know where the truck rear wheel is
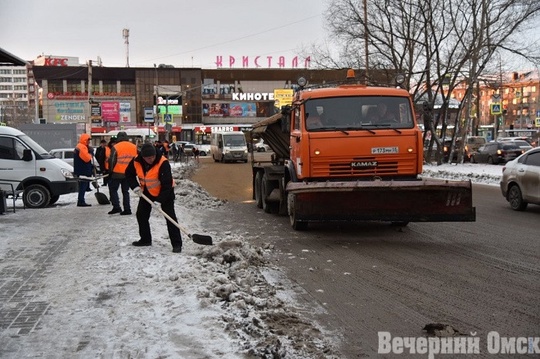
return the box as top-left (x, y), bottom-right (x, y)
top-left (254, 171), bottom-right (263, 208)
top-left (23, 184), bottom-right (51, 208)
top-left (287, 193), bottom-right (308, 230)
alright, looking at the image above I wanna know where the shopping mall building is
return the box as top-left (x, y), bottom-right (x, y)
top-left (28, 56), bottom-right (368, 146)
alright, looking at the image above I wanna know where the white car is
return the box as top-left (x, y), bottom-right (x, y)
top-left (500, 147), bottom-right (540, 211)
top-left (254, 140), bottom-right (271, 152)
top-left (49, 148), bottom-right (100, 171)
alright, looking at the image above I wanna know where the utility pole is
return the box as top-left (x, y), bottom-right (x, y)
top-left (87, 60), bottom-right (92, 134)
top-left (154, 64), bottom-right (158, 138)
top-left (123, 29), bottom-right (130, 68)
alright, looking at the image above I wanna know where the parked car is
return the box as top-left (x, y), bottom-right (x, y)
top-left (183, 143), bottom-right (197, 156)
top-left (499, 140), bottom-right (533, 151)
top-left (0, 126), bottom-right (78, 209)
top-left (500, 147), bottom-right (540, 210)
top-left (497, 136), bottom-right (532, 145)
top-left (442, 139), bottom-right (471, 162)
top-left (466, 136), bottom-right (486, 153)
top-left (254, 140), bottom-right (271, 152)
top-left (174, 141), bottom-right (208, 156)
top-left (50, 148), bottom-right (100, 171)
top-left (470, 142), bottom-right (524, 164)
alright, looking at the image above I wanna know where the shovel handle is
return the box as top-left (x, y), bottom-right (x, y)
top-left (137, 191), bottom-right (212, 245)
top-left (138, 192), bottom-right (184, 230)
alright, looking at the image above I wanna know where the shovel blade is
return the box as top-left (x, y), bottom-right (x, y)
top-left (191, 233), bottom-right (213, 245)
top-left (95, 192), bottom-right (110, 205)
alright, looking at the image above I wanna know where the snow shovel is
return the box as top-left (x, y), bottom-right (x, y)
top-left (138, 191), bottom-right (213, 246)
top-left (92, 164), bottom-right (110, 205)
top-left (94, 182), bottom-right (110, 205)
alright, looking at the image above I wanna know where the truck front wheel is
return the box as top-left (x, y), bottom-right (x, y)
top-left (287, 193), bottom-right (308, 230)
top-left (261, 173), bottom-right (278, 214)
top-left (254, 171), bottom-right (263, 209)
top-left (23, 184), bottom-right (51, 208)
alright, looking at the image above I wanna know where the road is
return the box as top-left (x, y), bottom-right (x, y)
top-left (191, 156), bottom-right (540, 358)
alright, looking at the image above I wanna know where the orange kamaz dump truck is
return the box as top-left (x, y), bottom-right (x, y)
top-left (250, 71), bottom-right (476, 230)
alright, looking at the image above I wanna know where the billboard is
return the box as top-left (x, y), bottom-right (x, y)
top-left (101, 102), bottom-right (120, 122)
top-left (203, 102), bottom-right (273, 118)
top-left (229, 103), bottom-right (256, 117)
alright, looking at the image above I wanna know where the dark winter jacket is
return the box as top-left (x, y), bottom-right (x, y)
top-left (73, 133), bottom-right (94, 176)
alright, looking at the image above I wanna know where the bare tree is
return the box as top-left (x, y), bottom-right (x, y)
top-left (311, 0), bottom-right (540, 163)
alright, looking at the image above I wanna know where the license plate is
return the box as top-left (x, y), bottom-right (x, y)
top-left (371, 147), bottom-right (398, 154)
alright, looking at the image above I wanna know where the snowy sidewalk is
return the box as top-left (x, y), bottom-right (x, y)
top-left (0, 163), bottom-right (338, 358)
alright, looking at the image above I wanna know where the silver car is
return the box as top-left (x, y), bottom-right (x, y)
top-left (500, 147), bottom-right (540, 211)
top-left (50, 148), bottom-right (100, 172)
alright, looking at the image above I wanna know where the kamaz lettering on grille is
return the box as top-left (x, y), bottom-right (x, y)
top-left (351, 161), bottom-right (378, 168)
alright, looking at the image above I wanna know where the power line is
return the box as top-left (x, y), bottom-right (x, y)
top-left (138, 14), bottom-right (321, 64)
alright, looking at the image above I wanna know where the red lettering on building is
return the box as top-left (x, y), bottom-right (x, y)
top-left (215, 55), bottom-right (310, 69)
top-left (44, 58), bottom-right (68, 66)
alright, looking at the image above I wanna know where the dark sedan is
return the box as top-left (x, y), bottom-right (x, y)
top-left (471, 142), bottom-right (524, 164)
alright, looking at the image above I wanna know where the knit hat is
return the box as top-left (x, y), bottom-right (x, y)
top-left (141, 143), bottom-right (157, 157)
top-left (117, 131), bottom-right (128, 141)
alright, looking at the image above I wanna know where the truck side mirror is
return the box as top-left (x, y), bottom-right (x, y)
top-left (281, 114), bottom-right (291, 133)
top-left (22, 149), bottom-right (33, 161)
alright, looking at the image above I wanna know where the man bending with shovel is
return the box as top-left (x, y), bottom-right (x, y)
top-left (125, 143), bottom-right (183, 253)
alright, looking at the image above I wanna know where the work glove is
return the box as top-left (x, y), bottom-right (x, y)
top-left (153, 201), bottom-right (161, 209)
top-left (132, 187), bottom-right (142, 196)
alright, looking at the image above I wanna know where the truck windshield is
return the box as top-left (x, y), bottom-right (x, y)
top-left (19, 134), bottom-right (54, 158)
top-left (304, 96), bottom-right (415, 131)
top-left (223, 135), bottom-right (246, 146)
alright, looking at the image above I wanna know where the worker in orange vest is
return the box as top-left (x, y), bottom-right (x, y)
top-left (126, 143), bottom-right (182, 253)
top-left (108, 131), bottom-right (138, 215)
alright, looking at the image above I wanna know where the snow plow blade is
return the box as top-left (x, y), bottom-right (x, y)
top-left (287, 179), bottom-right (475, 222)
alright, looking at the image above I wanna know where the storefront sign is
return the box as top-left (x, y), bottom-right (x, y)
top-left (210, 125), bottom-right (238, 132)
top-left (43, 58), bottom-right (69, 66)
top-left (274, 89), bottom-right (294, 108)
top-left (216, 55), bottom-right (311, 69)
top-left (157, 97), bottom-right (179, 105)
top-left (232, 93), bottom-right (274, 101)
top-left (119, 102), bottom-right (131, 123)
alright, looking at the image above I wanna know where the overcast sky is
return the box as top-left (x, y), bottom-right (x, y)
top-left (0, 0), bottom-right (328, 69)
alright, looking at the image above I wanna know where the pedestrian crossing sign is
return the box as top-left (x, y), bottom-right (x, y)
top-left (490, 103), bottom-right (502, 115)
top-left (535, 117), bottom-right (540, 128)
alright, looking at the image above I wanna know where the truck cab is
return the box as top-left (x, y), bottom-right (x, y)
top-left (287, 87), bottom-right (422, 182)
